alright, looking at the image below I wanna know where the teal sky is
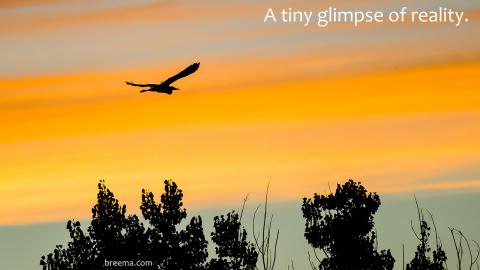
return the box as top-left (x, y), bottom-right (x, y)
top-left (1, 189), bottom-right (480, 270)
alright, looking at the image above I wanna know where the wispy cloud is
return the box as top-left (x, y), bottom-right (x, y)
top-left (1, 0), bottom-right (480, 225)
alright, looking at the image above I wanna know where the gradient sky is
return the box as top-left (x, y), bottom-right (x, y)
top-left (1, 0), bottom-right (480, 269)
top-left (1, 0), bottom-right (480, 225)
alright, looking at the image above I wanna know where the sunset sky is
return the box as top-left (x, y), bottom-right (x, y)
top-left (0, 1), bottom-right (480, 268)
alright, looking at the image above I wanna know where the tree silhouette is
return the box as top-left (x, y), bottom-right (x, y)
top-left (41, 180), bottom-right (136, 270)
top-left (208, 211), bottom-right (258, 270)
top-left (140, 180), bottom-right (208, 269)
top-left (41, 180), bottom-right (256, 270)
top-left (406, 199), bottom-right (447, 270)
top-left (301, 179), bottom-right (394, 270)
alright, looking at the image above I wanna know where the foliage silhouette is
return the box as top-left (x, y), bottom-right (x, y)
top-left (139, 180), bottom-right (208, 269)
top-left (41, 180), bottom-right (256, 270)
top-left (40, 178), bottom-right (478, 270)
top-left (301, 179), bottom-right (395, 270)
top-left (208, 211), bottom-right (258, 270)
top-left (405, 198), bottom-right (447, 270)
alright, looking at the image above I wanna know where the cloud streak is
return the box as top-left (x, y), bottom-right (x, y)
top-left (1, 0), bottom-right (480, 224)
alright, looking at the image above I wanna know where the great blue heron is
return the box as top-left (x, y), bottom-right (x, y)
top-left (126, 62), bottom-right (200, 94)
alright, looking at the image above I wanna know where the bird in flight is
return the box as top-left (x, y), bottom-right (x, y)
top-left (126, 62), bottom-right (200, 94)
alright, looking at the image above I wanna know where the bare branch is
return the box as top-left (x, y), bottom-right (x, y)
top-left (252, 180), bottom-right (279, 270)
top-left (308, 251), bottom-right (318, 270)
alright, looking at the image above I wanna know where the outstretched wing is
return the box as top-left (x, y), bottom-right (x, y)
top-left (125, 81), bottom-right (157, 87)
top-left (163, 62), bottom-right (200, 85)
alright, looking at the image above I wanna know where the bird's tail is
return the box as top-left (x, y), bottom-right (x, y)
top-left (140, 89), bottom-right (149, 93)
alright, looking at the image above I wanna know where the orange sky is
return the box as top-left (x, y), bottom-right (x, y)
top-left (1, 60), bottom-right (480, 224)
top-left (0, 0), bottom-right (479, 225)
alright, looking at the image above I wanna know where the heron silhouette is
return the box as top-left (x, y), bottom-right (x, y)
top-left (126, 62), bottom-right (200, 94)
